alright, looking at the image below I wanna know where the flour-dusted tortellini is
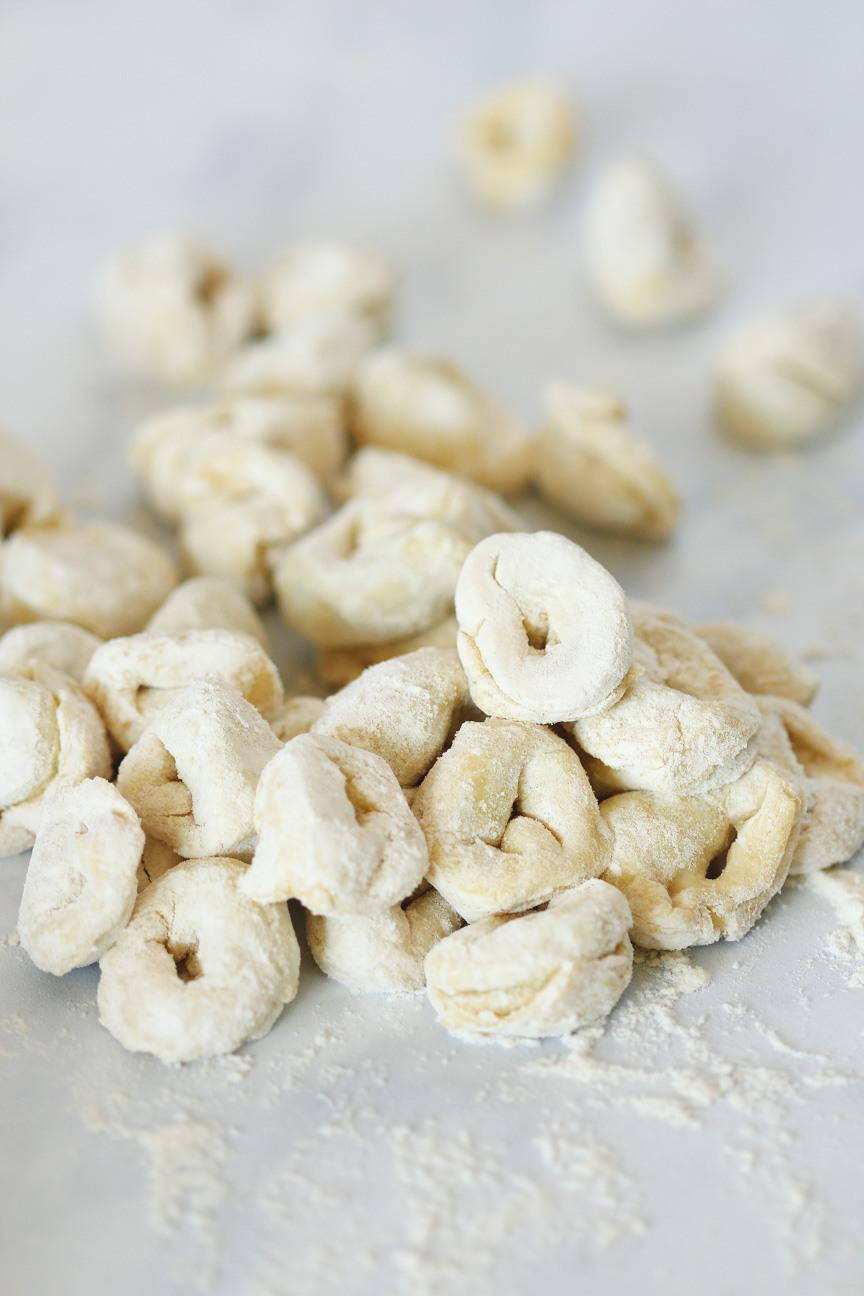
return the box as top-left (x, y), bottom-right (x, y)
top-left (219, 311), bottom-right (378, 398)
top-left (414, 718), bottom-right (612, 922)
top-left (0, 663), bottom-right (112, 855)
top-left (0, 428), bottom-right (64, 538)
top-left (694, 621), bottom-right (818, 707)
top-left (458, 80), bottom-right (580, 212)
top-left (455, 531), bottom-right (634, 724)
top-left (117, 678), bottom-right (282, 859)
top-left (131, 394), bottom-right (347, 524)
top-left (0, 621), bottom-right (102, 683)
top-left (99, 234), bottom-right (255, 386)
top-left (313, 648), bottom-right (474, 788)
top-left (273, 492), bottom-right (486, 649)
top-left (316, 616), bottom-right (460, 689)
top-left (307, 886), bottom-right (463, 995)
top-left (425, 879), bottom-right (633, 1038)
top-left (715, 300), bottom-right (863, 449)
top-left (601, 759), bottom-right (803, 949)
top-left (146, 578), bottom-right (268, 648)
top-left (173, 435), bottom-right (329, 602)
top-left (333, 447), bottom-right (524, 535)
top-left (534, 386), bottom-right (680, 540)
top-left (242, 733), bottom-right (428, 915)
top-left (18, 778), bottom-right (144, 976)
top-left (258, 241), bottom-right (397, 335)
top-left (754, 695), bottom-right (864, 874)
top-left (98, 856), bottom-right (300, 1063)
top-left (84, 629), bottom-right (283, 751)
top-left (584, 156), bottom-right (718, 328)
top-left (570, 608), bottom-right (761, 796)
top-left (349, 350), bottom-right (532, 493)
top-left (2, 521), bottom-right (180, 639)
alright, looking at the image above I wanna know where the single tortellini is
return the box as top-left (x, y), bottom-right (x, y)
top-left (83, 628), bottom-right (283, 750)
top-left (715, 300), bottom-right (863, 449)
top-left (425, 880), bottom-right (633, 1039)
top-left (273, 485), bottom-right (502, 649)
top-left (18, 778), bottom-right (144, 976)
top-left (694, 621), bottom-right (818, 706)
top-left (754, 694), bottom-right (864, 874)
top-left (2, 521), bottom-right (180, 639)
top-left (219, 312), bottom-right (377, 398)
top-left (0, 663), bottom-right (112, 856)
top-left (171, 434), bottom-right (328, 602)
top-left (414, 718), bottom-right (612, 922)
top-left (117, 678), bottom-right (282, 859)
top-left (0, 428), bottom-right (64, 538)
top-left (312, 647), bottom-right (474, 788)
top-left (242, 733), bottom-right (428, 915)
top-left (146, 577), bottom-right (268, 647)
top-left (0, 621), bottom-right (102, 683)
top-left (258, 241), bottom-right (397, 335)
top-left (455, 531), bottom-right (634, 724)
top-left (98, 856), bottom-right (300, 1063)
top-left (348, 350), bottom-right (532, 493)
top-left (601, 759), bottom-right (803, 949)
top-left (570, 607), bottom-right (761, 796)
top-left (458, 81), bottom-right (580, 212)
top-left (307, 885), bottom-right (463, 996)
top-left (99, 234), bottom-right (255, 386)
top-left (131, 393), bottom-right (346, 524)
top-left (534, 385), bottom-right (680, 540)
top-left (584, 156), bottom-right (718, 328)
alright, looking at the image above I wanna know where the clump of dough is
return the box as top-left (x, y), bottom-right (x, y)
top-left (584, 156), bottom-right (718, 328)
top-left (242, 733), bottom-right (428, 915)
top-left (715, 301), bottom-right (863, 449)
top-left (534, 386), bottom-right (680, 540)
top-left (98, 856), bottom-right (300, 1063)
top-left (0, 428), bottom-right (64, 538)
top-left (414, 718), bottom-right (612, 922)
top-left (425, 879), bottom-right (633, 1039)
top-left (18, 778), bottom-right (144, 975)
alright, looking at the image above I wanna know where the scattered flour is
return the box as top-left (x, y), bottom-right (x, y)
top-left (807, 867), bottom-right (864, 982)
top-left (0, 930), bottom-right (20, 949)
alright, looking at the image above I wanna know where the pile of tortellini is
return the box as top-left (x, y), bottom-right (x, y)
top-left (4, 262), bottom-right (862, 1060)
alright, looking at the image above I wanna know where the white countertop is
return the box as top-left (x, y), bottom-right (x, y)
top-left (2, 2), bottom-right (864, 1293)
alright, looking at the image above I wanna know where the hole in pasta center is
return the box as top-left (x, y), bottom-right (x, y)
top-left (705, 830), bottom-right (737, 881)
top-left (195, 265), bottom-right (227, 305)
top-left (169, 941), bottom-right (202, 982)
top-left (523, 613), bottom-right (552, 652)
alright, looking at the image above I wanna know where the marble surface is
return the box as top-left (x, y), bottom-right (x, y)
top-left (2, 2), bottom-right (864, 1293)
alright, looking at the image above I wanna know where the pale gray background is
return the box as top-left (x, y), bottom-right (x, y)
top-left (2, 2), bottom-right (864, 1294)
